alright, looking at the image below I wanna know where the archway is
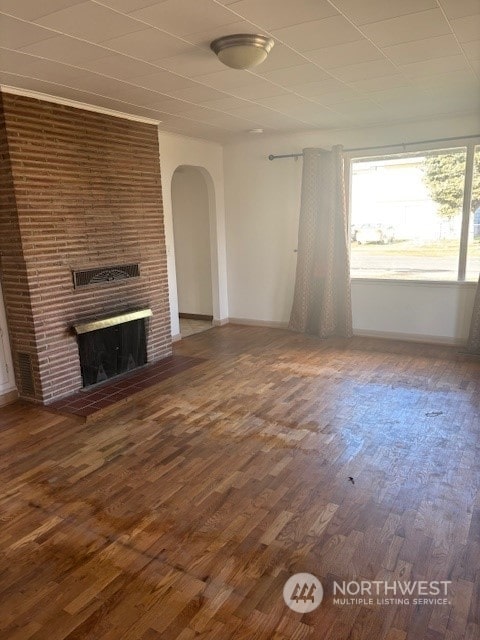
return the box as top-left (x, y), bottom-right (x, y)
top-left (171, 165), bottom-right (215, 338)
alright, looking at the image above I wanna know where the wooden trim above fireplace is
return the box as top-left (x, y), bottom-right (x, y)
top-left (73, 308), bottom-right (153, 335)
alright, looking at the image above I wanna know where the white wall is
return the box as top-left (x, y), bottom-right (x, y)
top-left (158, 130), bottom-right (228, 338)
top-left (224, 141), bottom-right (302, 324)
top-left (352, 280), bottom-right (477, 344)
top-left (223, 113), bottom-right (480, 343)
top-left (172, 166), bottom-right (213, 316)
top-left (0, 282), bottom-right (15, 395)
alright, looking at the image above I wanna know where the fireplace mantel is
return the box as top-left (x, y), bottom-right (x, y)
top-left (73, 308), bottom-right (153, 335)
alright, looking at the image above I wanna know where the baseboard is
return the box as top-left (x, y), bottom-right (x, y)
top-left (353, 328), bottom-right (466, 346)
top-left (456, 349), bottom-right (480, 359)
top-left (177, 318), bottom-right (466, 347)
top-left (227, 317), bottom-right (289, 329)
top-left (179, 313), bottom-right (213, 321)
top-left (0, 388), bottom-right (18, 407)
top-left (212, 318), bottom-right (229, 327)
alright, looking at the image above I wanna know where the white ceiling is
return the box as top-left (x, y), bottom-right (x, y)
top-left (0, 0), bottom-right (479, 141)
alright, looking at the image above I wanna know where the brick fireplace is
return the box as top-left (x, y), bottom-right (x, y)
top-left (0, 92), bottom-right (171, 403)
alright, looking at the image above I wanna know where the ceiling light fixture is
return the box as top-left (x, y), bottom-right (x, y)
top-left (210, 34), bottom-right (274, 70)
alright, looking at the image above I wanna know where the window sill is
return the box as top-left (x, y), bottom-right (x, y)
top-left (351, 278), bottom-right (478, 286)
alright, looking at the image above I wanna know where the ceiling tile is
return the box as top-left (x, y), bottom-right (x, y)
top-left (379, 89), bottom-right (476, 118)
top-left (462, 40), bottom-right (480, 61)
top-left (306, 39), bottom-right (384, 69)
top-left (253, 44), bottom-right (306, 74)
top-left (0, 48), bottom-right (86, 83)
top-left (79, 55), bottom-right (160, 80)
top-left (0, 69), bottom-right (105, 102)
top-left (467, 59), bottom-right (480, 74)
top-left (259, 63), bottom-right (331, 87)
top-left (361, 9), bottom-right (451, 47)
top-left (70, 72), bottom-right (163, 102)
top-left (180, 20), bottom-right (255, 48)
top-left (130, 0), bottom-right (241, 36)
top-left (0, 0), bottom-right (85, 20)
top-left (382, 34), bottom-right (462, 65)
top-left (226, 0), bottom-right (338, 30)
top-left (143, 95), bottom-right (199, 113)
top-left (399, 54), bottom-right (470, 77)
top-left (258, 92), bottom-right (318, 111)
top-left (196, 95), bottom-right (248, 110)
top-left (296, 109), bottom-right (352, 127)
top-left (426, 84), bottom-right (480, 104)
top-left (71, 90), bottom-right (159, 113)
top-left (438, 0), bottom-right (480, 20)
top-left (101, 28), bottom-right (191, 61)
top-left (331, 59), bottom-right (399, 82)
top-left (94, 0), bottom-right (170, 13)
top-left (35, 2), bottom-right (146, 43)
top-left (450, 14), bottom-right (480, 43)
top-left (80, 75), bottom-right (187, 108)
top-left (155, 48), bottom-right (222, 77)
top-left (251, 111), bottom-right (307, 128)
top-left (330, 0), bottom-right (438, 25)
top-left (194, 68), bottom-right (274, 91)
top-left (170, 107), bottom-right (258, 129)
top-left (381, 100), bottom-right (436, 119)
top-left (412, 68), bottom-right (477, 87)
top-left (370, 86), bottom-right (430, 105)
top-left (224, 103), bottom-right (281, 120)
top-left (271, 15), bottom-right (361, 52)
top-left (349, 74), bottom-right (413, 92)
top-left (128, 69), bottom-right (195, 92)
top-left (351, 110), bottom-right (400, 125)
top-left (0, 47), bottom-right (38, 74)
top-left (330, 98), bottom-right (386, 116)
top-left (0, 14), bottom-right (56, 48)
top-left (231, 82), bottom-right (289, 99)
top-left (164, 84), bottom-right (227, 103)
top-left (290, 77), bottom-right (350, 97)
top-left (18, 35), bottom-right (110, 65)
top-left (307, 88), bottom-right (361, 105)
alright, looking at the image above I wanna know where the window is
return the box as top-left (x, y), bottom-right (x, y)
top-left (349, 143), bottom-right (480, 281)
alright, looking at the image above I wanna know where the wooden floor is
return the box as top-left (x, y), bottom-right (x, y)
top-left (1, 326), bottom-right (479, 640)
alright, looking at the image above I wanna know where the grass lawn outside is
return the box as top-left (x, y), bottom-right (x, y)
top-left (351, 239), bottom-right (480, 280)
top-left (351, 239), bottom-right (480, 257)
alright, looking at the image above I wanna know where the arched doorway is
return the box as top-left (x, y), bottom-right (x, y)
top-left (171, 166), bottom-right (214, 338)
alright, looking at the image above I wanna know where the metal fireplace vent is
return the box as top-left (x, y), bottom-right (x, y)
top-left (18, 352), bottom-right (35, 397)
top-left (72, 264), bottom-right (140, 288)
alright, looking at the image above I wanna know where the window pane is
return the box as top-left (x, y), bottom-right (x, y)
top-left (350, 149), bottom-right (467, 280)
top-left (466, 145), bottom-right (480, 282)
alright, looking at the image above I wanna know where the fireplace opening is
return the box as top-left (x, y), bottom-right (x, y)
top-left (77, 317), bottom-right (148, 388)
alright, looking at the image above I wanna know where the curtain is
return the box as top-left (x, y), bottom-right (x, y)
top-left (467, 275), bottom-right (480, 353)
top-left (289, 146), bottom-right (352, 338)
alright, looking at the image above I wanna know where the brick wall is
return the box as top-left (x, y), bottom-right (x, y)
top-left (0, 92), bottom-right (171, 402)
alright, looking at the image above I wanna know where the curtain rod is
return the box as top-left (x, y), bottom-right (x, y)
top-left (267, 134), bottom-right (480, 161)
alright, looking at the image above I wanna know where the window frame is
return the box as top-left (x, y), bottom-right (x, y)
top-left (345, 137), bottom-right (480, 284)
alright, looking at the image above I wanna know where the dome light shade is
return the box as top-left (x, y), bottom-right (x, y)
top-left (210, 34), bottom-right (274, 70)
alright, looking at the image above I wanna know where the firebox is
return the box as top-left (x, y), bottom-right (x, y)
top-left (74, 309), bottom-right (152, 388)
